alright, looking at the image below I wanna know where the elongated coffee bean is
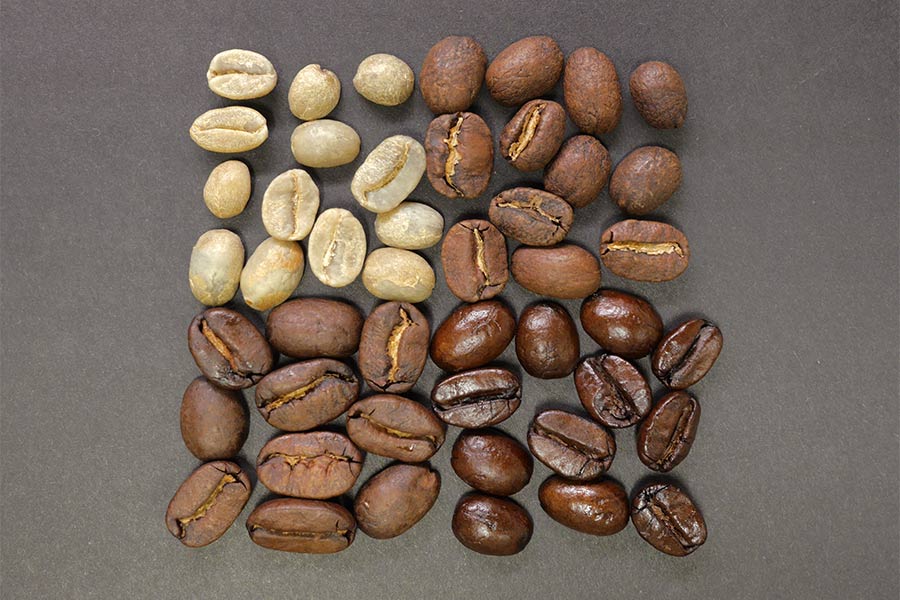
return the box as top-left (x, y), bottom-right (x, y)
top-left (430, 300), bottom-right (516, 372)
top-left (354, 463), bottom-right (441, 539)
top-left (527, 410), bottom-right (615, 481)
top-left (441, 219), bottom-right (508, 302)
top-left (563, 47), bottom-right (622, 136)
top-left (180, 377), bottom-right (248, 460)
top-left (489, 188), bottom-right (573, 246)
top-left (543, 135), bottom-right (611, 208)
top-left (499, 100), bottom-right (566, 172)
top-left (652, 319), bottom-right (723, 389)
top-left (452, 494), bottom-right (533, 555)
top-left (240, 237), bottom-right (304, 311)
top-left (290, 120), bottom-right (360, 168)
top-left (358, 301), bottom-right (429, 393)
top-left (631, 483), bottom-right (706, 556)
top-left (206, 49), bottom-right (276, 100)
top-left (580, 290), bottom-right (663, 359)
top-left (425, 112), bottom-right (493, 199)
top-left (188, 229), bottom-right (244, 306)
top-left (486, 36), bottom-right (563, 106)
top-left (511, 244), bottom-right (601, 299)
top-left (246, 498), bottom-right (356, 553)
top-left (307, 208), bottom-right (366, 288)
top-left (516, 302), bottom-right (579, 379)
top-left (261, 169), bottom-right (319, 241)
top-left (539, 477), bottom-right (629, 536)
top-left (600, 220), bottom-right (690, 282)
top-left (351, 135), bottom-right (426, 213)
top-left (574, 354), bottom-right (652, 428)
top-left (256, 431), bottom-right (363, 498)
top-left (266, 298), bottom-right (363, 359)
top-left (420, 36), bottom-right (487, 114)
top-left (346, 395), bottom-right (445, 462)
top-left (189, 106), bottom-right (268, 153)
top-left (431, 367), bottom-right (521, 428)
top-left (188, 307), bottom-right (274, 390)
top-left (637, 391), bottom-right (700, 472)
top-left (630, 61), bottom-right (688, 129)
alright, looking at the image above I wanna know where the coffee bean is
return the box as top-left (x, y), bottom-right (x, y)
top-left (307, 208), bottom-right (367, 288)
top-left (631, 482), bottom-right (706, 556)
top-left (261, 169), bottom-right (320, 241)
top-left (362, 248), bottom-right (436, 303)
top-left (574, 354), bottom-right (652, 428)
top-left (420, 36), bottom-right (487, 114)
top-left (188, 307), bottom-right (274, 390)
top-left (452, 493), bottom-right (533, 555)
top-left (246, 498), bottom-right (356, 553)
top-left (188, 229), bottom-right (244, 306)
top-left (256, 431), bottom-right (363, 498)
top-left (430, 300), bottom-right (516, 372)
top-left (488, 188), bottom-right (573, 246)
top-left (511, 244), bottom-right (601, 299)
top-left (180, 377), bottom-right (248, 460)
top-left (425, 112), bottom-right (493, 199)
top-left (600, 219), bottom-right (690, 282)
top-left (288, 64), bottom-right (341, 121)
top-left (240, 237), bottom-right (304, 311)
top-left (189, 106), bottom-right (268, 153)
top-left (431, 367), bottom-right (521, 428)
top-left (290, 120), bottom-right (361, 168)
top-left (346, 395), bottom-right (445, 462)
top-left (499, 99), bottom-right (566, 172)
top-left (527, 410), bottom-right (616, 481)
top-left (206, 49), bottom-right (276, 100)
top-left (652, 319), bottom-right (723, 389)
top-left (539, 476), bottom-right (629, 536)
top-left (266, 298), bottom-right (364, 359)
top-left (203, 160), bottom-right (251, 218)
top-left (354, 463), bottom-right (440, 539)
top-left (630, 61), bottom-right (688, 129)
top-left (451, 429), bottom-right (533, 496)
top-left (374, 202), bottom-right (444, 250)
top-left (563, 47), bottom-right (622, 135)
top-left (609, 147), bottom-right (682, 215)
top-left (580, 290), bottom-right (663, 359)
top-left (486, 36), bottom-right (563, 106)
top-left (637, 391), bottom-right (701, 472)
top-left (353, 53), bottom-right (414, 106)
top-left (543, 135), bottom-right (611, 209)
top-left (352, 135), bottom-right (426, 213)
top-left (516, 302), bottom-right (579, 379)
top-left (441, 220), bottom-right (508, 302)
top-left (165, 461), bottom-right (251, 547)
top-left (358, 301), bottom-right (429, 393)
top-left (255, 359), bottom-right (359, 431)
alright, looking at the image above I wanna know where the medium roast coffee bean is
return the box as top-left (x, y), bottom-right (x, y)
top-left (354, 463), bottom-right (441, 539)
top-left (511, 244), bottom-right (601, 299)
top-left (165, 461), bottom-right (251, 547)
top-left (246, 498), bottom-right (356, 553)
top-left (266, 298), bottom-right (364, 359)
top-left (499, 100), bottom-right (566, 172)
top-left (188, 307), bottom-right (274, 390)
top-left (652, 319), bottom-right (723, 389)
top-left (580, 290), bottom-right (663, 359)
top-left (539, 477), bottom-right (629, 536)
top-left (307, 208), bottom-right (366, 288)
top-left (240, 237), bottom-right (304, 311)
top-left (203, 160), bottom-right (251, 218)
top-left (180, 377), bottom-right (248, 460)
top-left (255, 359), bottom-right (359, 431)
top-left (352, 135), bottom-right (426, 213)
top-left (600, 220), bottom-right (690, 282)
top-left (527, 410), bottom-right (616, 481)
top-left (288, 64), bottom-right (341, 121)
top-left (488, 188), bottom-right (573, 246)
top-left (256, 431), bottom-right (363, 498)
top-left (631, 482), bottom-right (706, 556)
top-left (420, 36), bottom-right (487, 114)
top-left (346, 395), bottom-right (445, 462)
top-left (609, 146), bottom-right (682, 216)
top-left (206, 49), bottom-right (276, 100)
top-left (430, 300), bottom-right (516, 372)
top-left (189, 106), bottom-right (268, 153)
top-left (486, 36), bottom-right (563, 106)
top-left (188, 229), bottom-right (244, 306)
top-left (543, 135), bottom-right (611, 209)
top-left (290, 119), bottom-right (361, 168)
top-left (261, 169), bottom-right (319, 241)
top-left (451, 429), bottom-right (533, 496)
top-left (574, 354), bottom-right (652, 428)
top-left (630, 61), bottom-right (688, 129)
top-left (374, 202), bottom-right (444, 250)
top-left (358, 301), bottom-right (429, 393)
top-left (637, 391), bottom-right (701, 472)
top-left (353, 53), bottom-right (414, 106)
top-left (431, 367), bottom-right (521, 428)
top-left (425, 112), bottom-right (493, 199)
top-left (515, 302), bottom-right (579, 379)
top-left (563, 47), bottom-right (622, 135)
top-left (441, 219), bottom-right (508, 302)
top-left (452, 493), bottom-right (533, 555)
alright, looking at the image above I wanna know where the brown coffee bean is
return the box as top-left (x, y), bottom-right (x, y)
top-left (358, 302), bottom-right (429, 394)
top-left (451, 429), bottom-right (533, 496)
top-left (165, 461), bottom-right (251, 547)
top-left (543, 135), bottom-right (611, 208)
top-left (488, 188), bottom-right (573, 246)
top-left (563, 47), bottom-right (622, 135)
top-left (527, 410), bottom-right (616, 481)
top-left (430, 300), bottom-right (516, 372)
top-left (499, 100), bottom-right (566, 172)
top-left (486, 36), bottom-right (563, 106)
top-left (600, 219), bottom-right (690, 282)
top-left (188, 307), bottom-right (274, 390)
top-left (346, 394), bottom-right (445, 462)
top-left (516, 302), bottom-right (579, 379)
top-left (425, 112), bottom-right (493, 199)
top-left (637, 391), bottom-right (701, 472)
top-left (539, 476), bottom-right (629, 536)
top-left (431, 367), bottom-right (521, 428)
top-left (256, 431), bottom-right (363, 498)
top-left (420, 36), bottom-right (487, 114)
top-left (511, 244), bottom-right (601, 299)
top-left (652, 319), bottom-right (723, 389)
top-left (452, 493), bottom-right (533, 555)
top-left (180, 377), bottom-right (248, 460)
top-left (574, 354), bottom-right (652, 428)
top-left (609, 146), bottom-right (682, 215)
top-left (265, 298), bottom-right (363, 359)
top-left (630, 61), bottom-right (688, 129)
top-left (354, 463), bottom-right (440, 539)
top-left (580, 290), bottom-right (663, 359)
top-left (441, 220), bottom-right (508, 303)
top-left (246, 498), bottom-right (356, 553)
top-left (631, 482), bottom-right (706, 556)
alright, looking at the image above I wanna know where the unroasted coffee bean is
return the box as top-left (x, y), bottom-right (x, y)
top-left (630, 61), bottom-right (688, 129)
top-left (353, 53), bottom-right (414, 106)
top-left (307, 208), bottom-right (366, 288)
top-left (580, 290), bottom-right (663, 359)
top-left (289, 64), bottom-right (341, 121)
top-left (361, 248), bottom-right (435, 303)
top-left (189, 106), bottom-right (268, 153)
top-left (246, 498), bottom-right (356, 553)
top-left (290, 120), bottom-right (361, 168)
top-left (346, 395), bottom-right (445, 462)
top-left (441, 219), bottom-right (508, 302)
top-left (452, 493), bottom-right (532, 555)
top-left (180, 377), bottom-right (248, 460)
top-left (499, 100), bottom-right (566, 172)
top-left (516, 302), bottom-right (579, 379)
top-left (188, 307), bottom-right (274, 390)
top-left (574, 354), bottom-right (652, 428)
top-left (637, 391), bottom-right (701, 472)
top-left (543, 135), bottom-right (611, 208)
top-left (600, 220), bottom-right (690, 282)
top-left (631, 482), bottom-right (706, 556)
top-left (354, 463), bottom-right (440, 539)
top-left (188, 229), bottom-right (244, 306)
top-left (256, 431), bottom-right (363, 498)
top-left (539, 477), bottom-right (629, 536)
top-left (255, 359), bottom-right (359, 431)
top-left (420, 36), bottom-right (487, 114)
top-left (206, 49), bottom-right (276, 100)
top-left (165, 461), bottom-right (251, 547)
top-left (261, 169), bottom-right (319, 241)
top-left (266, 298), bottom-right (364, 359)
top-left (486, 36), bottom-right (563, 106)
top-left (451, 429), bottom-right (532, 496)
top-left (652, 319), bottom-right (723, 389)
top-left (358, 301), bottom-right (429, 393)
top-left (203, 160), bottom-right (251, 218)
top-left (374, 202), bottom-right (444, 250)
top-left (488, 188), bottom-right (572, 246)
top-left (430, 300), bottom-right (516, 372)
top-left (352, 135), bottom-right (426, 213)
top-left (425, 112), bottom-right (493, 199)
top-left (609, 146), bottom-right (682, 216)
top-left (240, 237), bottom-right (304, 311)
top-left (527, 410), bottom-right (616, 481)
top-left (511, 244), bottom-right (601, 299)
top-left (431, 367), bottom-right (521, 428)
top-left (563, 47), bottom-right (622, 135)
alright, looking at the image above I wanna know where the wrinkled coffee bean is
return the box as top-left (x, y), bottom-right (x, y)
top-left (563, 47), bottom-right (622, 136)
top-left (499, 99), bottom-right (566, 172)
top-left (431, 367), bottom-right (521, 428)
top-left (452, 493), bottom-right (533, 555)
top-left (516, 302), bottom-right (579, 379)
top-left (441, 219), bottom-right (508, 302)
top-left (180, 377), bottom-right (248, 460)
top-left (346, 394), bottom-right (445, 462)
top-left (188, 307), bottom-right (274, 390)
top-left (451, 429), bottom-right (533, 496)
top-left (288, 64), bottom-right (341, 121)
top-left (652, 319), bottom-right (723, 389)
top-left (352, 135), bottom-right (426, 213)
top-left (630, 61), bottom-right (688, 129)
top-left (358, 301), bottom-right (429, 393)
top-left (637, 391), bottom-right (701, 472)
top-left (430, 300), bottom-right (516, 372)
top-left (246, 498), bottom-right (356, 554)
top-left (543, 135), bottom-right (611, 208)
top-left (580, 290), bottom-right (663, 359)
top-left (425, 112), bottom-right (493, 199)
top-left (527, 410), bottom-right (616, 481)
top-left (420, 36), bottom-right (487, 114)
top-left (374, 202), bottom-right (444, 250)
top-left (206, 49), bottom-right (276, 100)
top-left (165, 461), bottom-right (251, 547)
top-left (361, 248), bottom-right (436, 303)
top-left (266, 298), bottom-right (364, 359)
top-left (631, 482), bottom-right (706, 556)
top-left (600, 219), bottom-right (690, 282)
top-left (189, 106), bottom-right (268, 153)
top-left (354, 463), bottom-right (441, 539)
top-left (539, 476), bottom-right (629, 536)
top-left (240, 237), bottom-right (305, 311)
top-left (486, 36), bottom-right (563, 106)
top-left (261, 169), bottom-right (319, 241)
top-left (609, 146), bottom-right (682, 216)
top-left (574, 354), bottom-right (652, 428)
top-left (188, 229), bottom-right (244, 306)
top-left (511, 244), bottom-right (601, 299)
top-left (488, 188), bottom-right (573, 246)
top-left (256, 431), bottom-right (363, 498)
top-left (307, 208), bottom-right (367, 288)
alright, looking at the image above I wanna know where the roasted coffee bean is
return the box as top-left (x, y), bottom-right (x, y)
top-left (637, 391), bottom-right (701, 472)
top-left (631, 482), bottom-right (706, 556)
top-left (630, 61), bottom-right (688, 129)
top-left (543, 135), bottom-right (611, 209)
top-left (189, 106), bottom-right (268, 153)
top-left (288, 64), bottom-right (341, 121)
top-left (165, 461), bottom-right (251, 547)
top-left (425, 112), bottom-right (493, 199)
top-left (451, 429), bottom-right (533, 496)
top-left (452, 493), bottom-right (533, 555)
top-left (609, 146), bottom-right (682, 216)
top-left (431, 367), bottom-right (521, 428)
top-left (203, 160), bottom-right (251, 218)
top-left (652, 319), bottom-right (723, 389)
top-left (206, 49), bottom-right (276, 100)
top-left (358, 301), bottom-right (429, 393)
top-left (516, 302), bottom-right (579, 379)
top-left (580, 290), bottom-right (663, 359)
top-left (527, 410), bottom-right (616, 481)
top-left (600, 219), bottom-right (690, 282)
top-left (499, 100), bottom-right (566, 172)
top-left (346, 395), bottom-right (445, 462)
top-left (352, 135), bottom-right (426, 213)
top-left (188, 229), bottom-right (244, 306)
top-left (307, 208), bottom-right (367, 288)
top-left (420, 36), bottom-right (487, 114)
top-left (511, 244), bottom-right (601, 299)
top-left (290, 119), bottom-right (361, 168)
top-left (430, 300), bottom-right (516, 372)
top-left (255, 359), bottom-right (359, 431)
top-left (539, 477), bottom-right (629, 536)
top-left (441, 220), bottom-right (508, 302)
top-left (256, 431), bottom-right (363, 498)
top-left (266, 298), bottom-right (364, 359)
top-left (354, 463), bottom-right (441, 539)
top-left (240, 237), bottom-right (304, 311)
top-left (574, 354), bottom-right (652, 428)
top-left (188, 307), bottom-right (274, 390)
top-left (486, 36), bottom-right (563, 106)
top-left (361, 248), bottom-right (436, 303)
top-left (261, 169), bottom-right (319, 241)
top-left (488, 188), bottom-right (573, 246)
top-left (374, 202), bottom-right (444, 250)
top-left (353, 53), bottom-right (414, 106)
top-left (180, 377), bottom-right (248, 460)
top-left (246, 498), bottom-right (356, 553)
top-left (563, 47), bottom-right (622, 136)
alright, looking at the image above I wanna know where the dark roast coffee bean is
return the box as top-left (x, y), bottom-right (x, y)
top-left (358, 302), bottom-right (429, 394)
top-left (431, 367), bottom-right (521, 428)
top-left (452, 493), bottom-right (533, 555)
top-left (255, 359), bottom-right (359, 431)
top-left (425, 112), bottom-right (493, 199)
top-left (441, 219), bottom-right (508, 302)
top-left (543, 135), bottom-right (611, 208)
top-left (486, 36), bottom-right (563, 106)
top-left (511, 244), bottom-right (601, 299)
top-left (629, 61), bottom-right (688, 129)
top-left (539, 476), bottom-right (629, 536)
top-left (563, 47), bottom-right (622, 135)
top-left (609, 147), bottom-right (682, 216)
top-left (499, 100), bottom-right (566, 172)
top-left (527, 410), bottom-right (615, 481)
top-left (580, 290), bottom-right (663, 359)
top-left (637, 391), bottom-right (701, 472)
top-left (246, 498), bottom-right (356, 553)
top-left (265, 298), bottom-right (364, 359)
top-left (346, 394), bottom-right (445, 462)
top-left (516, 302), bottom-right (579, 379)
top-left (631, 482), bottom-right (706, 556)
top-left (256, 431), bottom-right (363, 498)
top-left (488, 188), bottom-right (573, 246)
top-left (599, 220), bottom-right (690, 282)
top-left (574, 354), bottom-right (652, 428)
top-left (430, 300), bottom-right (516, 372)
top-left (180, 377), bottom-right (248, 460)
top-left (652, 319), bottom-right (723, 389)
top-left (165, 461), bottom-right (251, 547)
top-left (451, 429), bottom-right (532, 496)
top-left (188, 307), bottom-right (274, 390)
top-left (420, 36), bottom-right (487, 114)
top-left (354, 463), bottom-right (441, 539)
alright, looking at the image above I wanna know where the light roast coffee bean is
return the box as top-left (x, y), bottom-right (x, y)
top-left (486, 36), bottom-right (563, 106)
top-left (291, 120), bottom-right (361, 168)
top-left (516, 302), bottom-right (579, 379)
top-left (240, 237), bottom-right (304, 311)
top-left (527, 410), bottom-right (616, 481)
top-left (420, 36), bottom-right (487, 114)
top-left (637, 391), bottom-right (701, 472)
top-left (543, 135), bottom-right (611, 209)
top-left (563, 47), bottom-right (622, 135)
top-left (452, 493), bottom-right (533, 555)
top-left (600, 219), bottom-right (690, 282)
top-left (352, 135), bottom-right (426, 213)
top-left (289, 64), bottom-right (341, 121)
top-left (425, 112), bottom-right (493, 199)
top-left (307, 208), bottom-right (366, 288)
top-left (266, 298), bottom-right (364, 359)
top-left (431, 367), bottom-right (521, 428)
top-left (511, 244), bottom-right (601, 299)
top-left (499, 99), bottom-right (566, 172)
top-left (374, 202), bottom-right (444, 250)
top-left (165, 461), bottom-right (251, 547)
top-left (188, 229), bottom-right (244, 306)
top-left (354, 463), bottom-right (441, 539)
top-left (575, 354), bottom-right (652, 428)
top-left (203, 160), bottom-right (251, 218)
top-left (630, 61), bottom-right (688, 129)
top-left (441, 219), bottom-right (508, 302)
top-left (609, 146), bottom-right (682, 216)
top-left (353, 53), bottom-right (415, 106)
top-left (361, 248), bottom-right (435, 303)
top-left (652, 319), bottom-right (723, 389)
top-left (346, 395), bottom-right (445, 462)
top-left (246, 498), bottom-right (356, 553)
top-left (631, 482), bottom-right (706, 556)
top-left (539, 477), bottom-right (629, 536)
top-left (180, 377), bottom-right (248, 461)
top-left (358, 301), bottom-right (429, 393)
top-left (261, 169), bottom-right (319, 241)
top-left (189, 106), bottom-right (268, 153)
top-left (206, 49), bottom-right (277, 100)
top-left (430, 300), bottom-right (516, 372)
top-left (188, 307), bottom-right (274, 390)
top-left (489, 188), bottom-right (573, 247)
top-left (256, 431), bottom-right (363, 498)
top-left (451, 429), bottom-right (533, 496)
top-left (580, 290), bottom-right (663, 359)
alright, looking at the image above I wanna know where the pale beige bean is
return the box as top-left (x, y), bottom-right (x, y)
top-left (207, 49), bottom-right (277, 100)
top-left (261, 169), bottom-right (319, 241)
top-left (351, 135), bottom-right (425, 213)
top-left (189, 106), bottom-right (268, 153)
top-left (307, 208), bottom-right (367, 288)
top-left (188, 229), bottom-right (244, 306)
top-left (362, 248), bottom-right (435, 303)
top-left (240, 238), bottom-right (304, 311)
top-left (353, 54), bottom-right (415, 106)
top-left (203, 161), bottom-right (251, 218)
top-left (289, 64), bottom-right (341, 120)
top-left (290, 120), bottom-right (360, 168)
top-left (374, 202), bottom-right (444, 249)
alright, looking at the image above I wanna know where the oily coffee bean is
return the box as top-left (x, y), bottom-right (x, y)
top-left (346, 395), bottom-right (445, 462)
top-left (499, 99), bottom-right (566, 172)
top-left (203, 160), bottom-right (251, 218)
top-left (452, 493), bottom-right (533, 556)
top-left (353, 53), bottom-right (414, 106)
top-left (361, 248), bottom-right (436, 303)
top-left (527, 410), bottom-right (616, 481)
top-left (511, 244), bottom-right (601, 299)
top-left (600, 219), bottom-right (690, 282)
top-left (290, 119), bottom-right (361, 168)
top-left (256, 431), bottom-right (363, 498)
top-left (165, 461), bottom-right (251, 547)
top-left (430, 300), bottom-right (516, 372)
top-left (574, 354), bottom-right (652, 428)
top-left (240, 237), bottom-right (304, 311)
top-left (261, 169), bottom-right (320, 241)
top-left (609, 146), bottom-right (682, 216)
top-left (288, 64), bottom-right (341, 121)
top-left (188, 307), bottom-right (274, 390)
top-left (516, 302), bottom-right (579, 379)
top-left (307, 208), bottom-right (367, 288)
top-left (180, 377), bottom-right (248, 461)
top-left (354, 463), bottom-right (441, 539)
top-left (358, 301), bottom-right (429, 393)
top-left (563, 47), bottom-right (622, 135)
top-left (266, 298), bottom-right (364, 359)
top-left (543, 135), bottom-right (612, 209)
top-left (441, 219), bottom-right (508, 302)
top-left (637, 391), bottom-right (701, 472)
top-left (580, 290), bottom-right (663, 359)
top-left (352, 135), bottom-right (426, 213)
top-left (189, 106), bottom-right (268, 153)
top-left (420, 36), bottom-right (487, 114)
top-left (631, 482), bottom-right (706, 556)
top-left (255, 359), bottom-right (359, 431)
top-left (539, 476), bottom-right (629, 536)
top-left (206, 49), bottom-right (276, 100)
top-left (451, 429), bottom-right (533, 496)
top-left (425, 112), bottom-right (493, 199)
top-left (188, 229), bottom-right (244, 306)
top-left (630, 61), bottom-right (688, 129)
top-left (431, 367), bottom-right (521, 428)
top-left (246, 498), bottom-right (356, 554)
top-left (374, 202), bottom-right (444, 250)
top-left (486, 36), bottom-right (563, 106)
top-left (652, 319), bottom-right (723, 389)
top-left (488, 188), bottom-right (573, 246)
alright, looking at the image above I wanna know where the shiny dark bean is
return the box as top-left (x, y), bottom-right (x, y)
top-left (180, 377), bottom-right (248, 460)
top-left (452, 493), bottom-right (533, 555)
top-left (539, 476), bottom-right (629, 536)
top-left (451, 429), bottom-right (533, 496)
top-left (631, 482), bottom-right (706, 556)
top-left (580, 290), bottom-right (663, 359)
top-left (430, 300), bottom-right (516, 372)
top-left (637, 391), bottom-right (701, 472)
top-left (431, 367), bottom-right (521, 428)
top-left (652, 319), bottom-right (723, 389)
top-left (527, 410), bottom-right (616, 481)
top-left (516, 302), bottom-right (579, 379)
top-left (574, 354), bottom-right (652, 428)
top-left (354, 463), bottom-right (441, 539)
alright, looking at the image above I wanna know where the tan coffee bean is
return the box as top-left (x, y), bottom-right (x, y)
top-left (260, 169), bottom-right (319, 241)
top-left (206, 49), bottom-right (277, 100)
top-left (288, 64), bottom-right (341, 120)
top-left (203, 161), bottom-right (251, 218)
top-left (362, 248), bottom-right (435, 303)
top-left (374, 202), bottom-right (444, 250)
top-left (290, 120), bottom-right (360, 168)
top-left (351, 135), bottom-right (425, 213)
top-left (307, 208), bottom-right (367, 288)
top-left (240, 237), bottom-right (304, 311)
top-left (188, 229), bottom-right (244, 306)
top-left (189, 106), bottom-right (268, 153)
top-left (353, 53), bottom-right (414, 106)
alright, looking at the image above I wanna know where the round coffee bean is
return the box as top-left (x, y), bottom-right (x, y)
top-left (652, 319), bottom-right (723, 389)
top-left (261, 169), bottom-right (320, 241)
top-left (511, 244), bottom-right (601, 299)
top-left (630, 61), bottom-right (688, 129)
top-left (499, 99), bottom-right (566, 172)
top-left (165, 461), bottom-right (251, 547)
top-left (420, 36), bottom-right (487, 114)
top-left (609, 146), bottom-right (682, 216)
top-left (352, 135), bottom-right (426, 213)
top-left (307, 208), bottom-right (366, 288)
top-left (189, 106), bottom-right (268, 153)
top-left (353, 53), bottom-right (414, 106)
top-left (203, 160), bottom-right (251, 218)
top-left (361, 248), bottom-right (435, 303)
top-left (246, 498), bottom-right (356, 554)
top-left (290, 120), bottom-right (360, 168)
top-left (346, 395), bottom-right (445, 462)
top-left (180, 377), bottom-right (248, 460)
top-left (425, 112), bottom-right (493, 199)
top-left (206, 49), bottom-right (276, 100)
top-left (431, 367), bottom-right (521, 428)
top-left (374, 202), bottom-right (444, 250)
top-left (543, 135), bottom-right (611, 209)
top-left (631, 482), bottom-right (706, 556)
top-left (488, 188), bottom-right (573, 246)
top-left (256, 431), bottom-right (363, 499)
top-left (563, 47), bottom-right (622, 135)
top-left (430, 300), bottom-right (516, 372)
top-left (452, 493), bottom-right (533, 555)
top-left (600, 219), bottom-right (690, 282)
top-left (358, 301), bottom-right (429, 393)
top-left (188, 229), bottom-right (244, 306)
top-left (486, 36), bottom-right (563, 106)
top-left (580, 290), bottom-right (663, 359)
top-left (516, 302), bottom-right (579, 379)
top-left (354, 463), bottom-right (440, 539)
top-left (527, 410), bottom-right (616, 481)
top-left (288, 64), bottom-right (341, 121)
top-left (637, 391), bottom-right (701, 472)
top-left (441, 219), bottom-right (508, 302)
top-left (451, 429), bottom-right (533, 496)
top-left (240, 237), bottom-right (304, 311)
top-left (574, 354), bottom-right (652, 428)
top-left (188, 307), bottom-right (274, 390)
top-left (266, 298), bottom-right (363, 359)
top-left (539, 477), bottom-right (629, 536)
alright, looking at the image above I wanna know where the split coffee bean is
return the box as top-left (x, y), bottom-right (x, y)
top-left (543, 135), bottom-right (612, 209)
top-left (425, 112), bottom-right (493, 199)
top-left (188, 307), bottom-right (274, 390)
top-left (516, 302), bottom-right (579, 379)
top-left (420, 36), bottom-right (487, 114)
top-left (362, 248), bottom-right (435, 303)
top-left (563, 47), bottom-right (622, 135)
top-left (580, 290), bottom-right (663, 359)
top-left (307, 208), bottom-right (366, 288)
top-left (431, 367), bottom-right (521, 428)
top-left (452, 493), bottom-right (533, 556)
top-left (358, 301), bottom-right (429, 393)
top-left (527, 410), bottom-right (616, 481)
top-left (486, 35), bottom-right (563, 106)
top-left (374, 202), bottom-right (444, 250)
top-left (630, 61), bottom-right (688, 129)
top-left (539, 477), bottom-right (629, 536)
top-left (451, 429), bottom-right (533, 496)
top-left (652, 319), bottom-right (723, 389)
top-left (574, 354), bottom-right (652, 428)
top-left (246, 498), bottom-right (356, 554)
top-left (206, 49), bottom-right (276, 100)
top-left (261, 169), bottom-right (319, 241)
top-left (441, 219), bottom-right (508, 302)
top-left (430, 300), bottom-right (516, 372)
top-left (203, 160), bottom-right (251, 218)
top-left (188, 229), bottom-right (244, 306)
top-left (354, 463), bottom-right (441, 539)
top-left (189, 106), bottom-right (268, 153)
top-left (265, 298), bottom-right (364, 359)
top-left (256, 431), bottom-right (363, 498)
top-left (353, 53), bottom-right (415, 106)
top-left (637, 391), bottom-right (701, 472)
top-left (352, 135), bottom-right (426, 213)
top-left (599, 219), bottom-right (690, 282)
top-left (511, 244), bottom-right (601, 299)
top-left (240, 237), bottom-right (304, 311)
top-left (609, 146), bottom-right (682, 216)
top-left (180, 377), bottom-right (248, 461)
top-left (165, 461), bottom-right (251, 547)
top-left (290, 119), bottom-right (361, 168)
top-left (631, 482), bottom-right (706, 556)
top-left (346, 394), bottom-right (445, 462)
top-left (488, 188), bottom-right (573, 246)
top-left (499, 99), bottom-right (566, 172)
top-left (288, 64), bottom-right (341, 121)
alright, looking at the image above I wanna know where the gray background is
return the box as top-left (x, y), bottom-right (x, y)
top-left (2, 0), bottom-right (898, 598)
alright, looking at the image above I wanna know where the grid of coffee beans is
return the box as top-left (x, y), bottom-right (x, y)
top-left (169, 36), bottom-right (722, 558)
